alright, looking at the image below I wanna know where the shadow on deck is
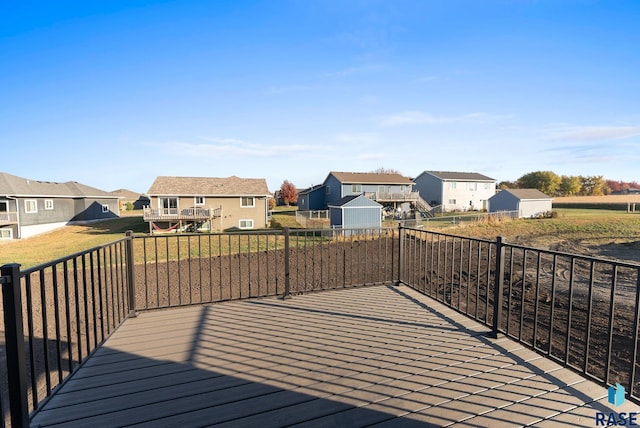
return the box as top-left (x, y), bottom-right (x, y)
top-left (31, 285), bottom-right (635, 427)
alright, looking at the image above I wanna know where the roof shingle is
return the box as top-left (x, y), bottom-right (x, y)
top-left (147, 176), bottom-right (271, 196)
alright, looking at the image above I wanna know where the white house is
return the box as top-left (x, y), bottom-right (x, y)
top-left (413, 171), bottom-right (497, 212)
top-left (489, 189), bottom-right (553, 218)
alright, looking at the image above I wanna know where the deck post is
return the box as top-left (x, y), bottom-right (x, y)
top-left (125, 231), bottom-right (138, 316)
top-left (396, 223), bottom-right (404, 286)
top-left (1, 263), bottom-right (30, 428)
top-left (283, 227), bottom-right (291, 298)
top-left (491, 236), bottom-right (505, 338)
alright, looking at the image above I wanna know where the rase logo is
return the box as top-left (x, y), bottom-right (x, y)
top-left (595, 384), bottom-right (639, 426)
top-left (610, 384), bottom-right (626, 407)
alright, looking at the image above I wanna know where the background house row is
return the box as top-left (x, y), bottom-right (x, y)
top-left (0, 171), bottom-right (120, 239)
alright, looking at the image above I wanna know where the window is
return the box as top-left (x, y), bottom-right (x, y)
top-left (239, 219), bottom-right (254, 229)
top-left (0, 229), bottom-right (12, 239)
top-left (468, 183), bottom-right (477, 191)
top-left (378, 186), bottom-right (388, 193)
top-left (240, 197), bottom-right (255, 208)
top-left (0, 201), bottom-right (8, 212)
top-left (484, 183), bottom-right (491, 189)
top-left (449, 182), bottom-right (457, 189)
top-left (45, 200), bottom-right (54, 210)
top-left (448, 199), bottom-right (457, 205)
top-left (194, 196), bottom-right (205, 206)
top-left (25, 200), bottom-right (37, 213)
top-left (102, 204), bottom-right (109, 213)
top-left (351, 184), bottom-right (362, 193)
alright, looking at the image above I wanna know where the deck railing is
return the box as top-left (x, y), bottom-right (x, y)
top-left (1, 225), bottom-right (640, 426)
top-left (0, 213), bottom-right (18, 225)
top-left (399, 226), bottom-right (640, 407)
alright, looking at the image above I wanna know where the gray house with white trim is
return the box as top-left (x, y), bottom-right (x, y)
top-left (0, 172), bottom-right (120, 239)
top-left (413, 171), bottom-right (497, 212)
top-left (489, 189), bottom-right (553, 218)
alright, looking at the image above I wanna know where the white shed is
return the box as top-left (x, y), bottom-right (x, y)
top-left (489, 189), bottom-right (552, 218)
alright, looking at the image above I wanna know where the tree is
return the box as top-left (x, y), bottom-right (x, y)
top-left (498, 180), bottom-right (518, 189)
top-left (580, 176), bottom-right (608, 196)
top-left (279, 180), bottom-right (298, 206)
top-left (517, 171), bottom-right (561, 195)
top-left (370, 167), bottom-right (402, 175)
top-left (559, 175), bottom-right (582, 196)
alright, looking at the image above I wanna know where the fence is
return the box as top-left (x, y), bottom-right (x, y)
top-left (0, 227), bottom-right (398, 427)
top-left (1, 225), bottom-right (640, 426)
top-left (295, 210), bottom-right (329, 229)
top-left (399, 226), bottom-right (640, 407)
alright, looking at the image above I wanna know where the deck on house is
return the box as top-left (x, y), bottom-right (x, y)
top-left (31, 285), bottom-right (635, 427)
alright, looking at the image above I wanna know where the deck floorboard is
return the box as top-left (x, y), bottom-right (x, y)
top-left (31, 285), bottom-right (635, 427)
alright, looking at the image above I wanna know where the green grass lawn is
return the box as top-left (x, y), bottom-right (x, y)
top-left (2, 208), bottom-right (639, 269)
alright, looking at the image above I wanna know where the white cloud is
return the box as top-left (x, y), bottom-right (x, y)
top-left (157, 138), bottom-right (314, 158)
top-left (548, 125), bottom-right (640, 141)
top-left (377, 111), bottom-right (511, 127)
top-left (335, 132), bottom-right (379, 144)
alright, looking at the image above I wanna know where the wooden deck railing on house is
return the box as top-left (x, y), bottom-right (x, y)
top-left (364, 191), bottom-right (420, 202)
top-left (142, 206), bottom-right (221, 222)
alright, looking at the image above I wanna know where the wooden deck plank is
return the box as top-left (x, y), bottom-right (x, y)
top-left (31, 285), bottom-right (628, 427)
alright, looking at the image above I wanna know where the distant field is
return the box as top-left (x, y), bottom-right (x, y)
top-left (553, 195), bottom-right (640, 203)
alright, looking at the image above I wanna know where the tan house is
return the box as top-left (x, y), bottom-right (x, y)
top-left (144, 176), bottom-right (271, 233)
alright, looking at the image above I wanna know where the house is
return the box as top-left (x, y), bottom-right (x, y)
top-left (328, 194), bottom-right (382, 232)
top-left (144, 176), bottom-right (271, 232)
top-left (299, 171), bottom-right (431, 215)
top-left (110, 189), bottom-right (150, 211)
top-left (0, 171), bottom-right (120, 239)
top-left (489, 188), bottom-right (553, 218)
top-left (413, 171), bottom-right (497, 212)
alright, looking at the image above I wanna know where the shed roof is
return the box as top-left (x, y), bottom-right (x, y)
top-left (327, 171), bottom-right (413, 185)
top-left (419, 171), bottom-right (496, 182)
top-left (494, 188), bottom-right (552, 200)
top-left (147, 176), bottom-right (271, 197)
top-left (328, 194), bottom-right (383, 208)
top-left (0, 171), bottom-right (118, 199)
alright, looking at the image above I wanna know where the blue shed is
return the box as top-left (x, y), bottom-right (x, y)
top-left (328, 194), bottom-right (382, 231)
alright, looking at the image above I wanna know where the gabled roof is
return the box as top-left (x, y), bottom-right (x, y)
top-left (328, 194), bottom-right (382, 208)
top-left (110, 189), bottom-right (146, 200)
top-left (147, 176), bottom-right (271, 197)
top-left (496, 189), bottom-right (552, 200)
top-left (418, 171), bottom-right (496, 182)
top-left (0, 171), bottom-right (118, 198)
top-left (327, 172), bottom-right (413, 185)
top-left (298, 184), bottom-right (325, 195)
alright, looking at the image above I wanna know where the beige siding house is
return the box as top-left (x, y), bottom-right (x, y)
top-left (144, 176), bottom-right (271, 232)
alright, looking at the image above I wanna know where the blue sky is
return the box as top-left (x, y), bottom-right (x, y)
top-left (1, 0), bottom-right (639, 193)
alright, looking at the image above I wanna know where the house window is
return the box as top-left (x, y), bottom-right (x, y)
top-left (0, 201), bottom-right (8, 212)
top-left (468, 183), bottom-right (477, 191)
top-left (25, 200), bottom-right (37, 213)
top-left (484, 183), bottom-right (491, 189)
top-left (0, 228), bottom-right (12, 239)
top-left (195, 196), bottom-right (205, 206)
top-left (102, 204), bottom-right (109, 213)
top-left (239, 219), bottom-right (254, 229)
top-left (45, 200), bottom-right (54, 210)
top-left (449, 182), bottom-right (457, 189)
top-left (351, 184), bottom-right (362, 193)
top-left (240, 197), bottom-right (255, 208)
top-left (448, 199), bottom-right (457, 205)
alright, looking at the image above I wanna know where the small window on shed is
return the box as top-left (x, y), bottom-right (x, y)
top-left (102, 204), bottom-right (109, 213)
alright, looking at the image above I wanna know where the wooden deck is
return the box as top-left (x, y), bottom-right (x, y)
top-left (32, 285), bottom-right (637, 427)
